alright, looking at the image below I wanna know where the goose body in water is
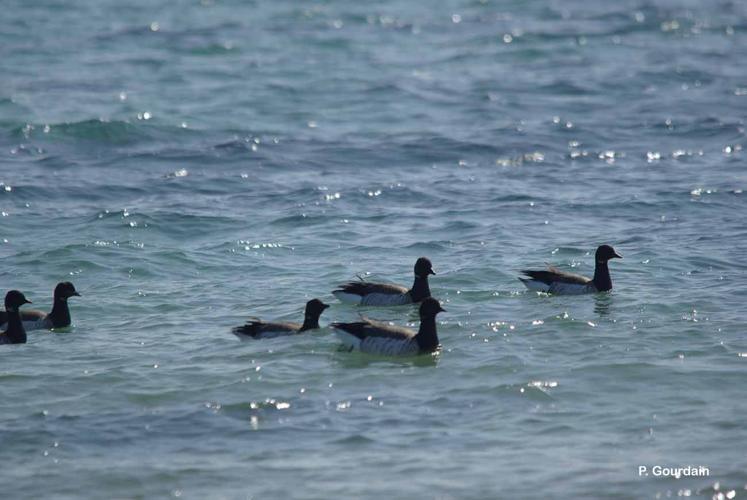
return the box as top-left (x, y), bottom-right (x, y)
top-left (332, 257), bottom-right (435, 306)
top-left (232, 299), bottom-right (329, 340)
top-left (519, 245), bottom-right (622, 295)
top-left (331, 298), bottom-right (444, 356)
top-left (0, 291), bottom-right (33, 345)
top-left (0, 282), bottom-right (80, 331)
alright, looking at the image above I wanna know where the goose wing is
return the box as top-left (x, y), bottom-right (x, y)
top-left (20, 309), bottom-right (47, 322)
top-left (521, 266), bottom-right (591, 286)
top-left (0, 309), bottom-right (47, 329)
top-left (333, 281), bottom-right (408, 296)
top-left (232, 320), bottom-right (301, 338)
top-left (331, 318), bottom-right (414, 341)
top-left (332, 319), bottom-right (420, 356)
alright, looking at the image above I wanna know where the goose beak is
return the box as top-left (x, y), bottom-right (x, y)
top-left (322, 303), bottom-right (330, 309)
top-left (72, 292), bottom-right (81, 297)
top-left (438, 306), bottom-right (446, 313)
top-left (24, 299), bottom-right (32, 304)
top-left (612, 251), bottom-right (622, 259)
top-left (428, 269), bottom-right (436, 275)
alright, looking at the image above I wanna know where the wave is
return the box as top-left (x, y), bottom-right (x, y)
top-left (9, 119), bottom-right (190, 145)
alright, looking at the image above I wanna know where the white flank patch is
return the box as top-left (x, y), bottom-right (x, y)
top-left (332, 291), bottom-right (363, 304)
top-left (333, 329), bottom-right (362, 350)
top-left (359, 293), bottom-right (410, 306)
top-left (234, 328), bottom-right (295, 340)
top-left (233, 331), bottom-right (256, 341)
top-left (548, 282), bottom-right (594, 295)
top-left (21, 319), bottom-right (47, 331)
top-left (254, 329), bottom-right (297, 339)
top-left (520, 279), bottom-right (551, 292)
top-left (0, 319), bottom-right (45, 332)
top-left (360, 337), bottom-right (418, 356)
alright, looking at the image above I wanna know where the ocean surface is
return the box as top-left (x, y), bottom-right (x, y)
top-left (1, 0), bottom-right (746, 498)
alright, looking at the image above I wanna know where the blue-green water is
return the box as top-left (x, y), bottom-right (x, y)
top-left (2, 0), bottom-right (746, 498)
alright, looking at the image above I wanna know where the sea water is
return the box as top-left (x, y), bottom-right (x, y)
top-left (1, 0), bottom-right (746, 498)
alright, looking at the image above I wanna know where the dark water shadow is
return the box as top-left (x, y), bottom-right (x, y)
top-left (594, 293), bottom-right (613, 317)
top-left (330, 346), bottom-right (440, 369)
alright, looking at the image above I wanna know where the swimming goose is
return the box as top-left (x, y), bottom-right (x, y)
top-left (519, 244), bottom-right (622, 295)
top-left (0, 282), bottom-right (80, 331)
top-left (232, 299), bottom-right (329, 340)
top-left (0, 290), bottom-right (32, 345)
top-left (331, 297), bottom-right (444, 356)
top-left (332, 257), bottom-right (435, 306)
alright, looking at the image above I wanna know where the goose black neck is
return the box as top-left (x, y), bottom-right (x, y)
top-left (409, 275), bottom-right (431, 302)
top-left (300, 314), bottom-right (321, 332)
top-left (4, 310), bottom-right (27, 344)
top-left (416, 315), bottom-right (439, 353)
top-left (592, 261), bottom-right (613, 292)
top-left (49, 298), bottom-right (71, 328)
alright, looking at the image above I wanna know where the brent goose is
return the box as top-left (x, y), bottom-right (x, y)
top-left (519, 244), bottom-right (622, 294)
top-left (332, 257), bottom-right (435, 306)
top-left (331, 297), bottom-right (444, 356)
top-left (232, 299), bottom-right (329, 340)
top-left (0, 282), bottom-right (80, 331)
top-left (0, 290), bottom-right (32, 345)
